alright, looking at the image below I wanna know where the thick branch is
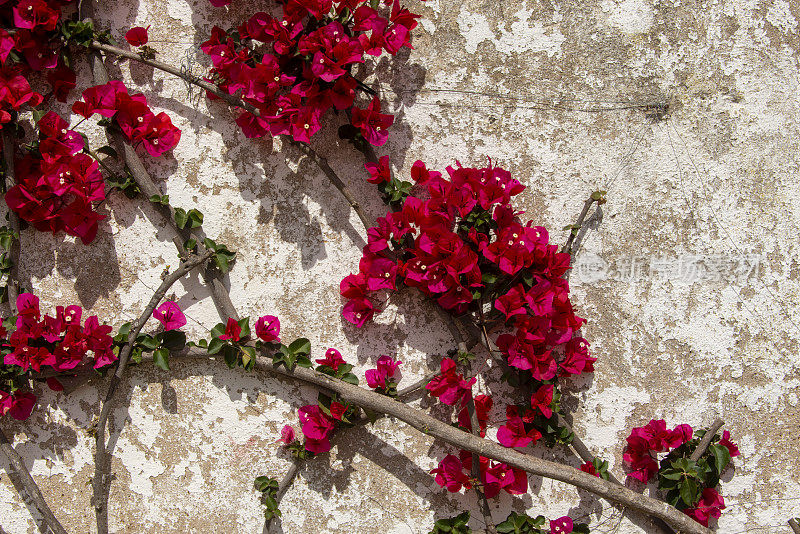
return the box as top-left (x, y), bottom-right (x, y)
top-left (247, 353), bottom-right (711, 534)
top-left (1, 128), bottom-right (21, 308)
top-left (689, 419), bottom-right (724, 462)
top-left (0, 428), bottom-right (68, 534)
top-left (789, 518), bottom-right (800, 534)
top-left (91, 252), bottom-right (211, 534)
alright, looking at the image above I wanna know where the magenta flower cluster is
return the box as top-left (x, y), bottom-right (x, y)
top-left (200, 0), bottom-right (418, 144)
top-left (0, 292), bottom-right (117, 421)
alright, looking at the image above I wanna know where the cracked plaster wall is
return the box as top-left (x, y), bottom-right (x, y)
top-left (1, 0), bottom-right (799, 532)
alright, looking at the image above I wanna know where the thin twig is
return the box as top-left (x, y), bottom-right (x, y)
top-left (788, 518), bottom-right (800, 534)
top-left (0, 428), bottom-right (69, 534)
top-left (285, 139), bottom-right (373, 231)
top-left (689, 419), bottom-right (724, 462)
top-left (91, 251), bottom-right (211, 534)
top-left (87, 41), bottom-right (259, 115)
top-left (562, 195), bottom-right (599, 255)
top-left (1, 128), bottom-right (22, 307)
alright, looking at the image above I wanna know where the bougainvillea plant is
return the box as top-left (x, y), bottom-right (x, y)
top-left (0, 0), bottom-right (763, 533)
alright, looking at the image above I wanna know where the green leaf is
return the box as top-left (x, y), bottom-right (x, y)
top-left (159, 330), bottom-right (186, 351)
top-left (710, 443), bottom-right (731, 475)
top-left (679, 478), bottom-right (699, 508)
top-left (203, 238), bottom-right (218, 252)
top-left (149, 194), bottom-right (169, 205)
top-left (223, 345), bottom-right (238, 368)
top-left (237, 317), bottom-right (250, 339)
top-left (153, 348), bottom-right (170, 371)
top-left (184, 238), bottom-right (197, 251)
top-left (131, 347), bottom-right (143, 364)
top-left (187, 209), bottom-right (204, 228)
top-left (174, 207), bottom-right (188, 229)
top-left (288, 338), bottom-right (311, 356)
top-left (207, 337), bottom-right (225, 355)
top-left (137, 334), bottom-right (159, 350)
top-left (340, 373), bottom-right (359, 386)
top-left (241, 346), bottom-right (255, 369)
top-left (210, 322), bottom-right (226, 338)
top-left (254, 476), bottom-right (272, 492)
top-left (296, 354), bottom-right (312, 368)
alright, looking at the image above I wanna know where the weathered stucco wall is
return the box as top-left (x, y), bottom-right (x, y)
top-left (2, 0), bottom-right (799, 532)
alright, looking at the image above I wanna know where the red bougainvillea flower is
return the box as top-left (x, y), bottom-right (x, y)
top-left (530, 384), bottom-right (554, 418)
top-left (623, 419), bottom-right (695, 483)
top-left (315, 348), bottom-right (345, 370)
top-left (125, 26), bottom-right (150, 46)
top-left (0, 390), bottom-right (36, 421)
top-left (459, 452), bottom-right (528, 498)
top-left (13, 0), bottom-right (60, 32)
top-left (425, 357), bottom-right (475, 406)
top-left (683, 488), bottom-right (725, 527)
top-left (549, 516), bottom-right (574, 534)
top-left (277, 425), bottom-right (296, 444)
top-left (431, 454), bottom-right (471, 493)
top-left (219, 317), bottom-right (241, 341)
top-left (496, 406), bottom-right (541, 448)
top-left (351, 96), bottom-right (394, 146)
top-left (255, 315), bottom-right (280, 342)
top-left (152, 301), bottom-right (186, 331)
top-left (456, 393), bottom-right (492, 437)
top-left (365, 355), bottom-right (401, 389)
top-left (365, 155), bottom-right (391, 184)
top-left (298, 404), bottom-right (335, 453)
top-left (579, 462), bottom-right (599, 477)
top-left (719, 430), bottom-right (740, 458)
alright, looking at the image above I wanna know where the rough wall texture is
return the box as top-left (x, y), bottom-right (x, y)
top-left (1, 0), bottom-right (799, 532)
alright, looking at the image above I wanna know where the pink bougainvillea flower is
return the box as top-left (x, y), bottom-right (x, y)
top-left (277, 424), bottom-right (296, 444)
top-left (683, 488), bottom-right (725, 527)
top-left (431, 454), bottom-right (471, 493)
top-left (365, 355), bottom-right (402, 389)
top-left (125, 26), bottom-right (150, 47)
top-left (549, 516), bottom-right (574, 534)
top-left (497, 406), bottom-right (541, 448)
top-left (342, 297), bottom-right (374, 328)
top-left (530, 384), bottom-right (554, 418)
top-left (580, 461), bottom-right (599, 477)
top-left (425, 357), bottom-right (475, 406)
top-left (315, 348), bottom-right (345, 370)
top-left (219, 317), bottom-right (241, 341)
top-left (719, 430), bottom-right (740, 458)
top-left (364, 155), bottom-right (391, 184)
top-left (255, 315), bottom-right (280, 343)
top-left (298, 404), bottom-right (335, 453)
top-left (351, 96), bottom-right (394, 147)
top-left (152, 301), bottom-right (186, 331)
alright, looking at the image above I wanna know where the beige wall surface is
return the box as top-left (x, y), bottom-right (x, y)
top-left (1, 0), bottom-right (799, 532)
